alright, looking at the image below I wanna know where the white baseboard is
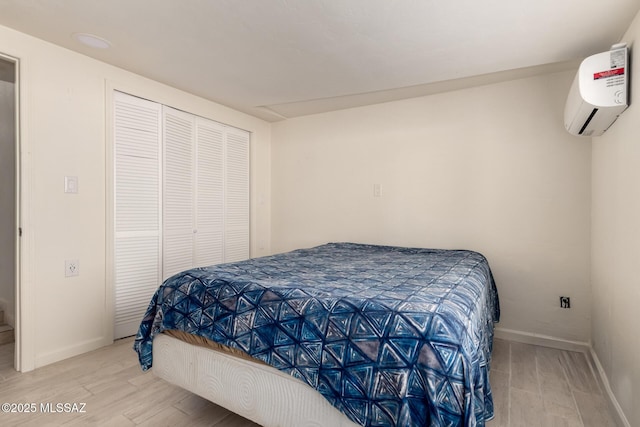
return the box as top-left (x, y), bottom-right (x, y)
top-left (494, 327), bottom-right (590, 353)
top-left (494, 327), bottom-right (630, 427)
top-left (589, 347), bottom-right (631, 427)
top-left (34, 336), bottom-right (112, 369)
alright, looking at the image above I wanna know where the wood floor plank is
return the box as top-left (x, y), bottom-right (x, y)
top-left (510, 342), bottom-right (539, 393)
top-left (126, 368), bottom-right (158, 388)
top-left (573, 390), bottom-right (617, 427)
top-left (560, 351), bottom-right (601, 395)
top-left (122, 378), bottom-right (191, 424)
top-left (491, 338), bottom-right (510, 374)
top-left (64, 413), bottom-right (136, 427)
top-left (0, 337), bottom-right (621, 427)
top-left (510, 388), bottom-right (545, 427)
top-left (487, 370), bottom-right (509, 427)
top-left (544, 413), bottom-right (583, 427)
top-left (172, 393), bottom-right (233, 423)
top-left (536, 346), bottom-right (566, 379)
top-left (136, 405), bottom-right (219, 427)
top-left (539, 374), bottom-right (579, 419)
top-left (65, 382), bottom-right (140, 425)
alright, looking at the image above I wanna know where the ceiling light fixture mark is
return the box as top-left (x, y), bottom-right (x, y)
top-left (72, 33), bottom-right (112, 49)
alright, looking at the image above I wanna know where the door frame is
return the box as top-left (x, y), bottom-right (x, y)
top-left (0, 51), bottom-right (27, 372)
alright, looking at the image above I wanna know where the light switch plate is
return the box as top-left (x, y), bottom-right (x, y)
top-left (373, 183), bottom-right (382, 197)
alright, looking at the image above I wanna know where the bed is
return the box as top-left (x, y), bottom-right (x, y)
top-left (134, 242), bottom-right (500, 426)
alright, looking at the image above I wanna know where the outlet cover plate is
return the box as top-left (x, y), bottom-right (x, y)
top-left (65, 259), bottom-right (79, 277)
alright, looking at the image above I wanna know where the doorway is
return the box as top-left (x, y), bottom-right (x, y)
top-left (0, 55), bottom-right (17, 370)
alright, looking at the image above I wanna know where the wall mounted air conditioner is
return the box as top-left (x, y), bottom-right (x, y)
top-left (564, 43), bottom-right (629, 137)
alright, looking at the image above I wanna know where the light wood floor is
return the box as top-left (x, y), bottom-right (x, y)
top-left (487, 338), bottom-right (618, 427)
top-left (0, 337), bottom-right (619, 426)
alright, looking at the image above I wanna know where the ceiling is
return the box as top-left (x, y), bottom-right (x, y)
top-left (0, 0), bottom-right (638, 121)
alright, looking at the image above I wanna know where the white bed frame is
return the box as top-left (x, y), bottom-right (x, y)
top-left (152, 334), bottom-right (361, 427)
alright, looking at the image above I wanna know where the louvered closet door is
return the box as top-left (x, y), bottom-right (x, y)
top-left (163, 107), bottom-right (195, 280)
top-left (224, 127), bottom-right (250, 262)
top-left (195, 118), bottom-right (224, 267)
top-left (113, 92), bottom-right (162, 339)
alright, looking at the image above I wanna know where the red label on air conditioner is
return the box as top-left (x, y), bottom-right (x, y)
top-left (594, 68), bottom-right (625, 80)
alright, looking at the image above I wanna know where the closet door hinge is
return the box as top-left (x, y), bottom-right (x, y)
top-left (18, 227), bottom-right (22, 237)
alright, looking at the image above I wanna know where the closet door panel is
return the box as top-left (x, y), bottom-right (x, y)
top-left (195, 118), bottom-right (225, 267)
top-left (163, 107), bottom-right (195, 279)
top-left (114, 235), bottom-right (160, 339)
top-left (115, 156), bottom-right (158, 232)
top-left (224, 127), bottom-right (250, 262)
top-left (113, 92), bottom-right (161, 339)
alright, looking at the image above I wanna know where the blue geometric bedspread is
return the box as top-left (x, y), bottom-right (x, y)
top-left (134, 242), bottom-right (500, 427)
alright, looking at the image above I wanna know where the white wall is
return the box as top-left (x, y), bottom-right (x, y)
top-left (272, 71), bottom-right (592, 343)
top-left (0, 24), bottom-right (271, 370)
top-left (591, 10), bottom-right (640, 426)
top-left (0, 77), bottom-right (15, 327)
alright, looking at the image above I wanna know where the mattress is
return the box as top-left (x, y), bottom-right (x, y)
top-left (135, 242), bottom-right (500, 426)
top-left (153, 332), bottom-right (360, 426)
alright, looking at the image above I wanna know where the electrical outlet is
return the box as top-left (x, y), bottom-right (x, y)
top-left (560, 296), bottom-right (570, 309)
top-left (65, 260), bottom-right (79, 277)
